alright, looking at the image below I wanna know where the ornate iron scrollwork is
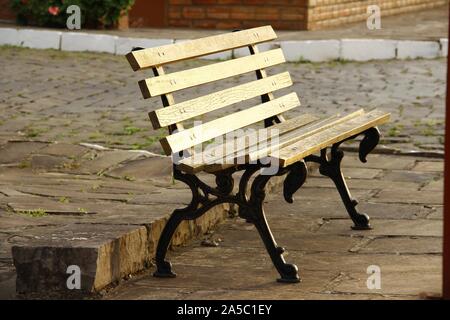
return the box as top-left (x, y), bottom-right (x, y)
top-left (153, 127), bottom-right (380, 282)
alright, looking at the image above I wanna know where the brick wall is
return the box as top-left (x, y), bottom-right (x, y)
top-left (0, 0), bottom-right (15, 21)
top-left (167, 0), bottom-right (309, 30)
top-left (167, 0), bottom-right (448, 30)
top-left (308, 0), bottom-right (448, 30)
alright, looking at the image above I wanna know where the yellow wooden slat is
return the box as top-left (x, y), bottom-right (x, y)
top-left (160, 92), bottom-right (300, 155)
top-left (248, 109), bottom-right (365, 162)
top-left (177, 113), bottom-right (320, 173)
top-left (126, 26), bottom-right (276, 71)
top-left (273, 109), bottom-right (390, 167)
top-left (149, 72), bottom-right (293, 129)
top-left (248, 43), bottom-right (285, 124)
top-left (139, 48), bottom-right (286, 98)
top-left (152, 66), bottom-right (184, 132)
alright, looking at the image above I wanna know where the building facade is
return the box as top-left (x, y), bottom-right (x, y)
top-left (0, 0), bottom-right (447, 30)
top-left (128, 0), bottom-right (447, 30)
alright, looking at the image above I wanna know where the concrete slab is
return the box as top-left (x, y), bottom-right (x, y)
top-left (0, 28), bottom-right (19, 46)
top-left (61, 32), bottom-right (117, 54)
top-left (341, 39), bottom-right (397, 61)
top-left (280, 40), bottom-right (340, 62)
top-left (397, 41), bottom-right (440, 59)
top-left (18, 29), bottom-right (61, 50)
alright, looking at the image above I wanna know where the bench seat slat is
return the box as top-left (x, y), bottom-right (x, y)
top-left (273, 109), bottom-right (390, 167)
top-left (248, 109), bottom-right (365, 162)
top-left (177, 109), bottom-right (389, 173)
top-left (160, 92), bottom-right (300, 155)
top-left (177, 113), bottom-right (320, 173)
top-left (149, 72), bottom-right (293, 129)
top-left (126, 26), bottom-right (276, 71)
top-left (139, 48), bottom-right (286, 98)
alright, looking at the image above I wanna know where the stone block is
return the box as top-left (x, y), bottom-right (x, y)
top-left (18, 29), bottom-right (61, 50)
top-left (397, 40), bottom-right (440, 59)
top-left (0, 28), bottom-right (19, 46)
top-left (340, 39), bottom-right (397, 61)
top-left (61, 32), bottom-right (117, 54)
top-left (280, 40), bottom-right (340, 62)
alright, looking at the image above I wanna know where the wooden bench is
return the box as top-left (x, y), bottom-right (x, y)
top-left (126, 26), bottom-right (390, 283)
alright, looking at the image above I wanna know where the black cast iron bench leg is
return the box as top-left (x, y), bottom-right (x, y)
top-left (305, 127), bottom-right (380, 230)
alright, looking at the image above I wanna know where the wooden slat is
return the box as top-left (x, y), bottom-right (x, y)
top-left (273, 109), bottom-right (390, 167)
top-left (248, 44), bottom-right (285, 124)
top-left (126, 26), bottom-right (276, 71)
top-left (160, 92), bottom-right (300, 155)
top-left (139, 49), bottom-right (286, 98)
top-left (248, 109), bottom-right (365, 162)
top-left (178, 113), bottom-right (320, 173)
top-left (149, 72), bottom-right (293, 129)
top-left (152, 66), bottom-right (184, 132)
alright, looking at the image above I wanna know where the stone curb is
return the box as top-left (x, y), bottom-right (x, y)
top-left (0, 27), bottom-right (447, 62)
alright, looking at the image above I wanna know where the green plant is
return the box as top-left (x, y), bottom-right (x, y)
top-left (10, 0), bottom-right (135, 29)
top-left (20, 208), bottom-right (48, 217)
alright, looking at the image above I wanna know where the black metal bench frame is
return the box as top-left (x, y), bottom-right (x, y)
top-left (153, 119), bottom-right (380, 283)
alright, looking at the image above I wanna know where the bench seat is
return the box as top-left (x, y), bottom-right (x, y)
top-left (178, 109), bottom-right (389, 173)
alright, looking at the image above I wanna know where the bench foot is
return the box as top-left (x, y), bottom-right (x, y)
top-left (153, 260), bottom-right (177, 278)
top-left (316, 147), bottom-right (371, 230)
top-left (305, 128), bottom-right (380, 230)
top-left (277, 273), bottom-right (301, 284)
top-left (245, 171), bottom-right (302, 284)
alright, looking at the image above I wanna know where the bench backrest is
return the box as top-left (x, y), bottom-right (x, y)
top-left (126, 26), bottom-right (300, 156)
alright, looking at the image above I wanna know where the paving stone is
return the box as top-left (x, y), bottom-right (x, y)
top-left (304, 176), bottom-right (420, 191)
top-left (310, 167), bottom-right (382, 179)
top-left (274, 187), bottom-right (372, 204)
top-left (38, 143), bottom-right (88, 158)
top-left (426, 206), bottom-right (443, 220)
top-left (412, 161), bottom-right (444, 172)
top-left (342, 154), bottom-right (417, 170)
top-left (317, 219), bottom-right (442, 237)
top-left (373, 189), bottom-right (443, 205)
top-left (107, 156), bottom-right (172, 179)
top-left (265, 196), bottom-right (430, 220)
top-left (184, 289), bottom-right (414, 300)
top-left (359, 236), bottom-right (442, 255)
top-left (0, 141), bottom-right (48, 164)
top-left (421, 179), bottom-right (443, 192)
top-left (333, 268), bottom-right (441, 296)
top-left (205, 225), bottom-right (359, 253)
top-left (30, 154), bottom-right (68, 170)
top-left (76, 150), bottom-right (147, 174)
top-left (381, 170), bottom-right (440, 184)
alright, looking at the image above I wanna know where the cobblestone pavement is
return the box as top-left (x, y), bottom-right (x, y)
top-left (105, 153), bottom-right (443, 300)
top-left (0, 46), bottom-right (446, 156)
